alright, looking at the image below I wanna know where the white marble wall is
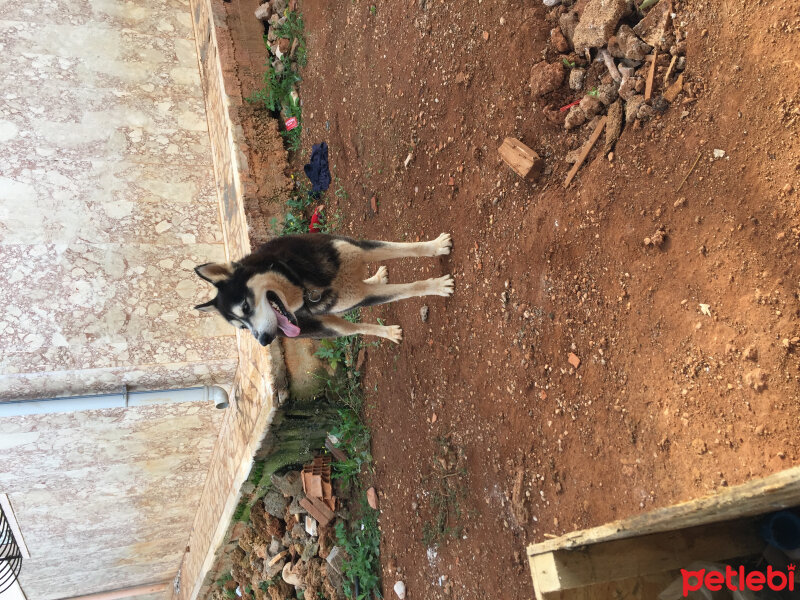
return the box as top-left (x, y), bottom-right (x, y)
top-left (0, 0), bottom-right (238, 399)
top-left (0, 0), bottom-right (240, 597)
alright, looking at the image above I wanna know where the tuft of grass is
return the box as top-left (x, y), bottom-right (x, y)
top-left (562, 58), bottom-right (576, 68)
top-left (421, 437), bottom-right (467, 546)
top-left (275, 11), bottom-right (308, 67)
top-left (335, 497), bottom-right (381, 600)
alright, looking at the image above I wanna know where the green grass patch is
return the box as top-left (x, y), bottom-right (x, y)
top-left (335, 497), bottom-right (381, 600)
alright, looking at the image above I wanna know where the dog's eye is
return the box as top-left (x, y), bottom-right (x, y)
top-left (242, 301), bottom-right (250, 314)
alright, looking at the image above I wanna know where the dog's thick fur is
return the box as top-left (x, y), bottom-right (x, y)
top-left (194, 233), bottom-right (453, 346)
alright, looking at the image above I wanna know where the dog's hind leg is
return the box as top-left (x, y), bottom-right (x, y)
top-left (349, 275), bottom-right (454, 310)
top-left (351, 233), bottom-right (452, 261)
top-left (307, 314), bottom-right (403, 343)
top-left (363, 265), bottom-right (388, 285)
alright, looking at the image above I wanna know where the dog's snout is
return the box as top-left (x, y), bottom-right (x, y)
top-left (256, 331), bottom-right (273, 346)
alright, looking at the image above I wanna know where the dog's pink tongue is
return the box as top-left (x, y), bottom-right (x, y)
top-left (276, 312), bottom-right (301, 337)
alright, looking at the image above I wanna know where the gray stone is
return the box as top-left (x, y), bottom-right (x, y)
top-left (269, 537), bottom-right (283, 556)
top-left (596, 83), bottom-right (619, 106)
top-left (608, 25), bottom-right (652, 61)
top-left (572, 0), bottom-right (627, 51)
top-left (559, 11), bottom-right (580, 47)
top-left (637, 103), bottom-right (655, 121)
top-left (625, 95), bottom-right (646, 122)
top-left (618, 76), bottom-right (642, 100)
top-left (288, 494), bottom-right (307, 515)
top-left (263, 490), bottom-right (287, 518)
top-left (569, 68), bottom-right (586, 91)
top-left (301, 541), bottom-right (319, 562)
top-left (420, 305), bottom-right (429, 322)
top-left (564, 106), bottom-right (587, 130)
top-left (271, 471), bottom-right (303, 498)
top-left (291, 522), bottom-right (307, 539)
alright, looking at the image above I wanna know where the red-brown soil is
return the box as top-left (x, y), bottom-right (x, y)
top-left (232, 0), bottom-right (800, 597)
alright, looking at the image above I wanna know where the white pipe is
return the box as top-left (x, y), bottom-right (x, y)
top-left (57, 582), bottom-right (170, 600)
top-left (0, 385), bottom-right (229, 418)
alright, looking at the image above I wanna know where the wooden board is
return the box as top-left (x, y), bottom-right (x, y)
top-left (498, 137), bottom-right (543, 180)
top-left (645, 52), bottom-right (657, 101)
top-left (529, 518), bottom-right (764, 599)
top-left (563, 117), bottom-right (607, 188)
top-left (527, 466), bottom-right (800, 556)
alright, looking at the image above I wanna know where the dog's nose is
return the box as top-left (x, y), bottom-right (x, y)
top-left (256, 332), bottom-right (273, 346)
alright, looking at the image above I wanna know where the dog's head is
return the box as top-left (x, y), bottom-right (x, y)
top-left (194, 262), bottom-right (302, 346)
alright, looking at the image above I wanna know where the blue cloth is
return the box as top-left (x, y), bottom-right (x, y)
top-left (303, 142), bottom-right (331, 196)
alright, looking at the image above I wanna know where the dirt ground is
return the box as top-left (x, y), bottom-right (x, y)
top-left (236, 0), bottom-right (799, 598)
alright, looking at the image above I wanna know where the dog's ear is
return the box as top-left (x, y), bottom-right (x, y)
top-left (195, 262), bottom-right (233, 285)
top-left (194, 299), bottom-right (217, 313)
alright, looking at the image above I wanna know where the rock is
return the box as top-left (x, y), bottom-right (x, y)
top-left (264, 490), bottom-right (288, 518)
top-left (565, 148), bottom-right (583, 164)
top-left (745, 368), bottom-right (767, 392)
top-left (618, 76), bottom-right (642, 100)
top-left (559, 10), bottom-right (580, 46)
top-left (568, 352), bottom-right (581, 368)
top-left (394, 581), bottom-right (407, 599)
top-left (625, 95), bottom-right (646, 122)
top-left (603, 99), bottom-right (623, 154)
top-left (301, 541), bottom-right (319, 562)
top-left (596, 82), bottom-right (618, 105)
top-left (692, 439), bottom-right (707, 455)
top-left (608, 25), bottom-right (653, 61)
top-left (291, 522), bottom-right (307, 540)
top-left (270, 0), bottom-right (287, 13)
top-left (282, 563), bottom-right (304, 588)
top-left (676, 56), bottom-right (686, 70)
top-left (633, 0), bottom-right (672, 49)
top-left (420, 305), bottom-right (429, 322)
top-left (569, 68), bottom-right (586, 90)
top-left (543, 103), bottom-right (567, 125)
top-left (267, 558), bottom-right (285, 579)
top-left (530, 61), bottom-right (565, 97)
top-left (551, 27), bottom-right (570, 52)
top-left (277, 37), bottom-right (291, 54)
top-left (572, 0), bottom-right (627, 51)
top-left (579, 95), bottom-right (604, 117)
top-left (366, 487), bottom-right (379, 509)
top-left (272, 471), bottom-right (303, 498)
top-left (743, 345), bottom-right (758, 361)
top-left (288, 494), bottom-right (307, 515)
top-left (637, 102), bottom-right (655, 121)
top-left (543, 0), bottom-right (562, 6)
top-left (564, 105), bottom-right (587, 130)
top-left (255, 3), bottom-right (272, 20)
top-left (269, 537), bottom-right (283, 556)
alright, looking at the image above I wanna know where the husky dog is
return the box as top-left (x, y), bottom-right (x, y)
top-left (194, 233), bottom-right (453, 346)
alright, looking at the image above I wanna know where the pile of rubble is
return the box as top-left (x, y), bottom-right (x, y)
top-left (531, 0), bottom-right (688, 155)
top-left (256, 0), bottom-right (301, 68)
top-left (211, 468), bottom-right (347, 600)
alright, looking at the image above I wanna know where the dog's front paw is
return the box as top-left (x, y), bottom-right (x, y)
top-left (433, 274), bottom-right (454, 297)
top-left (431, 232), bottom-right (452, 256)
top-left (382, 325), bottom-right (403, 344)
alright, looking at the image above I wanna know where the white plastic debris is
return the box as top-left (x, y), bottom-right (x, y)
top-left (394, 581), bottom-right (406, 599)
top-left (699, 303), bottom-right (711, 316)
top-left (713, 149), bottom-right (725, 159)
top-left (305, 515), bottom-right (318, 537)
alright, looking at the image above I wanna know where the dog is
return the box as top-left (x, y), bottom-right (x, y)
top-left (194, 232), bottom-right (453, 346)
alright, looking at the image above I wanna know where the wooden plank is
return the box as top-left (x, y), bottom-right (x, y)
top-left (663, 55), bottom-right (677, 86)
top-left (498, 137), bottom-right (544, 180)
top-left (645, 52), bottom-right (657, 101)
top-left (299, 497), bottom-right (331, 527)
top-left (530, 570), bottom-right (677, 600)
top-left (527, 466), bottom-right (800, 557)
top-left (563, 117), bottom-right (607, 188)
top-left (307, 495), bottom-right (335, 521)
top-left (663, 72), bottom-right (684, 103)
top-left (530, 518), bottom-right (763, 596)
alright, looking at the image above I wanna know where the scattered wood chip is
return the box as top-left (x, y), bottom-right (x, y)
top-left (370, 195), bottom-right (378, 213)
top-left (498, 137), bottom-right (544, 180)
top-left (663, 73), bottom-right (684, 103)
top-left (663, 55), bottom-right (677, 85)
top-left (645, 52), bottom-right (658, 101)
top-left (564, 116), bottom-right (607, 187)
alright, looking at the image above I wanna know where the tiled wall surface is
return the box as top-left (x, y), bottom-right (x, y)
top-left (0, 1), bottom-right (239, 400)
